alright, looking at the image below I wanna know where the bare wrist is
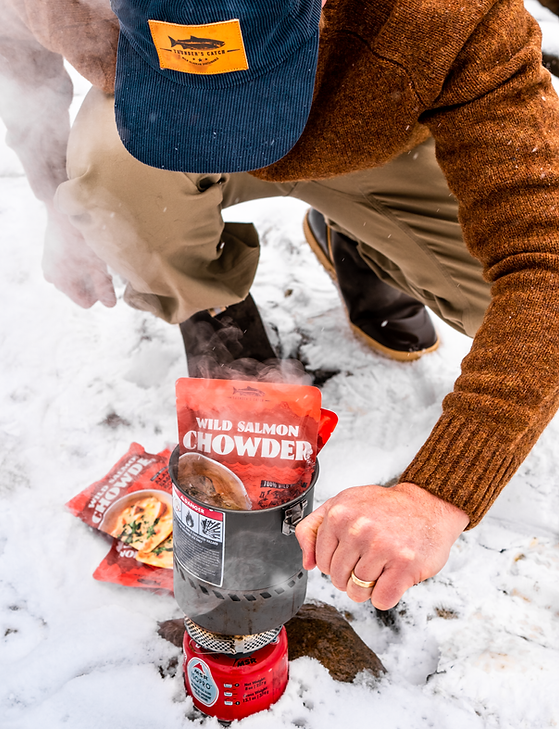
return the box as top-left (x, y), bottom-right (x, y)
top-left (392, 481), bottom-right (470, 531)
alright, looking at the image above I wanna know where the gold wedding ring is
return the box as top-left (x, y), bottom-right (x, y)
top-left (350, 570), bottom-right (377, 589)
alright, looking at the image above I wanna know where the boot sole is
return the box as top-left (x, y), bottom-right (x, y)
top-left (303, 210), bottom-right (439, 362)
top-left (303, 210), bottom-right (337, 279)
top-left (350, 322), bottom-right (440, 362)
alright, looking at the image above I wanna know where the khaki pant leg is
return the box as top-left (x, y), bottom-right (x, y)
top-left (56, 87), bottom-right (489, 336)
top-left (54, 87), bottom-right (288, 323)
top-left (293, 138), bottom-right (491, 337)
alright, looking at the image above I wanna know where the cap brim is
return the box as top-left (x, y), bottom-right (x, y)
top-left (114, 32), bottom-right (319, 173)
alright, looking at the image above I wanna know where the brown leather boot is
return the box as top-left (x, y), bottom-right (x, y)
top-left (303, 209), bottom-right (439, 361)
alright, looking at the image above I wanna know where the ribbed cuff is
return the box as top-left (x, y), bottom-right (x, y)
top-left (400, 413), bottom-right (521, 528)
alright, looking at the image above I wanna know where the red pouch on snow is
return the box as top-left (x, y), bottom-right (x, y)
top-left (93, 536), bottom-right (173, 593)
top-left (66, 443), bottom-right (175, 590)
top-left (175, 378), bottom-right (326, 510)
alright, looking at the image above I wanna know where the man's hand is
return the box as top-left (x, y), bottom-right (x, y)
top-left (295, 482), bottom-right (470, 610)
top-left (42, 206), bottom-right (117, 309)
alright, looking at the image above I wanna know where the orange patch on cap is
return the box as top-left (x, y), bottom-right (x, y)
top-left (148, 18), bottom-right (249, 75)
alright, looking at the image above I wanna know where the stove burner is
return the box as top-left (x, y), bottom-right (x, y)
top-left (184, 617), bottom-right (282, 654)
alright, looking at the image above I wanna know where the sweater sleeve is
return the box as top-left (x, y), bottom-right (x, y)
top-left (401, 0), bottom-right (559, 526)
top-left (16, 0), bottom-right (119, 93)
top-left (0, 0), bottom-right (118, 204)
top-left (0, 3), bottom-right (72, 203)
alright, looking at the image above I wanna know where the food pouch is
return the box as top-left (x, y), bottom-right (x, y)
top-left (176, 378), bottom-right (323, 510)
top-left (66, 443), bottom-right (175, 584)
top-left (93, 536), bottom-right (173, 593)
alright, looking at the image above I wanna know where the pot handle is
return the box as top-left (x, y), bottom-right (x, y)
top-left (281, 499), bottom-right (308, 536)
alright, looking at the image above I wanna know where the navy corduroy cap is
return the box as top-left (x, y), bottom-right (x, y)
top-left (112, 0), bottom-right (322, 173)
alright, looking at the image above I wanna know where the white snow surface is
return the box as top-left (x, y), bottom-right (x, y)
top-left (1, 9), bottom-right (559, 728)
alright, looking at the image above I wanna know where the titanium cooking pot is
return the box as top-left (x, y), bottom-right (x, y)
top-left (169, 446), bottom-right (317, 635)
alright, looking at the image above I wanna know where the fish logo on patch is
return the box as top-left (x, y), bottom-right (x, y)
top-left (169, 35), bottom-right (225, 51)
top-left (149, 19), bottom-right (248, 75)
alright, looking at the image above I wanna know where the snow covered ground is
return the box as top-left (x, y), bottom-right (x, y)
top-left (1, 7), bottom-right (559, 728)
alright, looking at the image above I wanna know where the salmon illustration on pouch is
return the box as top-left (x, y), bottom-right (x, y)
top-left (175, 378), bottom-right (328, 509)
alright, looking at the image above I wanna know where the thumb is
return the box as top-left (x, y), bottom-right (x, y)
top-left (295, 504), bottom-right (326, 571)
top-left (91, 270), bottom-right (117, 308)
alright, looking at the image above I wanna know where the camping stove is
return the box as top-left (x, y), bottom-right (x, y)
top-left (169, 447), bottom-right (317, 720)
top-left (182, 618), bottom-right (289, 722)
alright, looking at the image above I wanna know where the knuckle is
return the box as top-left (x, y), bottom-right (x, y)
top-left (396, 547), bottom-right (417, 566)
top-left (347, 515), bottom-right (372, 539)
top-left (381, 540), bottom-right (417, 568)
top-left (327, 503), bottom-right (352, 526)
top-left (327, 506), bottom-right (373, 539)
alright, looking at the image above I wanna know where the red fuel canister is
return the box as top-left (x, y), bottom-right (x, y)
top-left (183, 627), bottom-right (289, 722)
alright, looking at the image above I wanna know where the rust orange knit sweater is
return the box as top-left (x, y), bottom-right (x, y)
top-left (263, 0), bottom-right (559, 526)
top-left (4, 0), bottom-right (559, 526)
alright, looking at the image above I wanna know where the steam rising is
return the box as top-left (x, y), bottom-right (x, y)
top-left (190, 353), bottom-right (313, 385)
top-left (182, 313), bottom-right (313, 384)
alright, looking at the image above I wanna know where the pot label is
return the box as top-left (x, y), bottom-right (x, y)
top-left (173, 485), bottom-right (225, 586)
top-left (187, 657), bottom-right (219, 707)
